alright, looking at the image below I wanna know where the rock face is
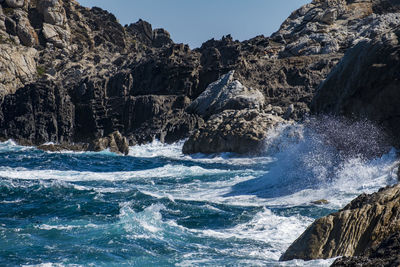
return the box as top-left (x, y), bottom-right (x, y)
top-left (183, 110), bottom-right (285, 154)
top-left (187, 71), bottom-right (265, 118)
top-left (280, 184), bottom-right (400, 261)
top-left (311, 29), bottom-right (400, 147)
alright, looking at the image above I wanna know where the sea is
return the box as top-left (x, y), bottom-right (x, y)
top-left (0, 118), bottom-right (398, 267)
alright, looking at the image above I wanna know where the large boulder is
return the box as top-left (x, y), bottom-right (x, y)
top-left (42, 22), bottom-right (70, 48)
top-left (187, 71), bottom-right (265, 118)
top-left (183, 109), bottom-right (285, 154)
top-left (280, 184), bottom-right (400, 261)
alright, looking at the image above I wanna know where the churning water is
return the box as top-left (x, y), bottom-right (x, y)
top-left (0, 118), bottom-right (398, 266)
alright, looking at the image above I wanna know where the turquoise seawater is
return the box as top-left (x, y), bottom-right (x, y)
top-left (0, 123), bottom-right (398, 267)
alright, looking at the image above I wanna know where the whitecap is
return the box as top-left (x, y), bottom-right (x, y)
top-left (0, 164), bottom-right (238, 182)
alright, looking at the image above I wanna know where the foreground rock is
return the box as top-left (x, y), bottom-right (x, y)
top-left (280, 184), bottom-right (400, 261)
top-left (183, 109), bottom-right (286, 154)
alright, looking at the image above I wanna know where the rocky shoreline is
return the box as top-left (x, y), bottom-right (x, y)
top-left (1, 0), bottom-right (400, 265)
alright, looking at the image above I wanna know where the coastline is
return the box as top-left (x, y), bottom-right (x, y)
top-left (1, 0), bottom-right (400, 265)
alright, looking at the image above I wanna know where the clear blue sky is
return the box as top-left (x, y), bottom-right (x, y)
top-left (78, 0), bottom-right (310, 48)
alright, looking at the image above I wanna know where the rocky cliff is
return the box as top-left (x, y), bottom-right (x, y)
top-left (2, 0), bottom-right (399, 153)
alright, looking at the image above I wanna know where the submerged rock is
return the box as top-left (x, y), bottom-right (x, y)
top-left (183, 109), bottom-right (286, 154)
top-left (311, 199), bottom-right (329, 205)
top-left (280, 184), bottom-right (400, 261)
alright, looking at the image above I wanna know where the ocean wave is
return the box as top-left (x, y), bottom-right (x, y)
top-left (225, 121), bottom-right (399, 208)
top-left (0, 164), bottom-right (240, 182)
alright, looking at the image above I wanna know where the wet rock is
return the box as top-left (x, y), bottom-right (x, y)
top-left (280, 184), bottom-right (400, 261)
top-left (89, 131), bottom-right (129, 155)
top-left (37, 143), bottom-right (88, 152)
top-left (183, 109), bottom-right (286, 154)
top-left (311, 199), bottom-right (329, 205)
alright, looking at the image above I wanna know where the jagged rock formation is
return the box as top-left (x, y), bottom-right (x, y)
top-left (0, 0), bottom-right (399, 153)
top-left (280, 184), bottom-right (400, 261)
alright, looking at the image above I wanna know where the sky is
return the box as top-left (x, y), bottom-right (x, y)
top-left (78, 0), bottom-right (310, 48)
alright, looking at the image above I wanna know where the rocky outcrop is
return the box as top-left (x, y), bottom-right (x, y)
top-left (275, 0), bottom-right (400, 57)
top-left (311, 29), bottom-right (400, 147)
top-left (280, 184), bottom-right (400, 261)
top-left (183, 109), bottom-right (285, 154)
